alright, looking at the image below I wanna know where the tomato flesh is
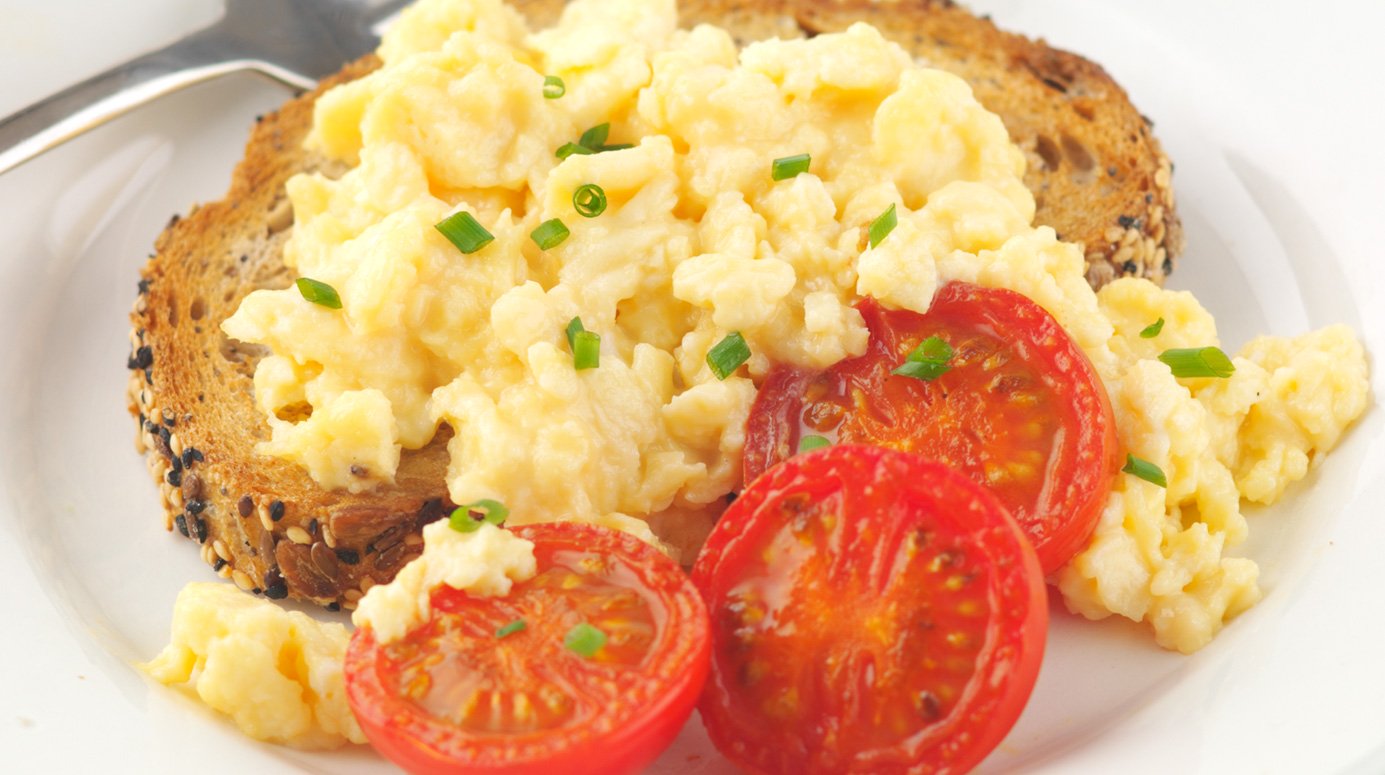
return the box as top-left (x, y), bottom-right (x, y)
top-left (345, 523), bottom-right (710, 775)
top-left (744, 282), bottom-right (1118, 573)
top-left (695, 444), bottom-right (1048, 774)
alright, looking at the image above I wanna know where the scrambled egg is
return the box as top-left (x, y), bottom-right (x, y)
top-left (220, 0), bottom-right (1370, 653)
top-left (142, 583), bottom-right (365, 749)
top-left (354, 520), bottom-right (537, 643)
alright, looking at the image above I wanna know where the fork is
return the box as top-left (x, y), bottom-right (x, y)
top-left (0, 0), bottom-right (408, 176)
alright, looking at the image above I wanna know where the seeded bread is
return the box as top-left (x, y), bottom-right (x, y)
top-left (128, 0), bottom-right (1184, 608)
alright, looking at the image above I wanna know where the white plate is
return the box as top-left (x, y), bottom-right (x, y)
top-left (2, 1), bottom-right (1383, 772)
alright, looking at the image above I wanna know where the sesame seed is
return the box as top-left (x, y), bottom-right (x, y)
top-left (322, 526), bottom-right (337, 549)
top-left (231, 570), bottom-right (253, 591)
top-left (343, 588), bottom-right (364, 603)
top-left (286, 526), bottom-right (311, 545)
top-left (174, 514), bottom-right (189, 538)
top-left (213, 540), bottom-right (230, 562)
top-left (257, 505), bottom-right (273, 532)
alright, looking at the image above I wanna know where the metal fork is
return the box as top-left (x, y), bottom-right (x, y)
top-left (0, 0), bottom-right (408, 176)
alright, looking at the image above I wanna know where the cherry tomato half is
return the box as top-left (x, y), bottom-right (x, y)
top-left (694, 444), bottom-right (1047, 774)
top-left (744, 281), bottom-right (1119, 574)
top-left (344, 523), bottom-right (710, 775)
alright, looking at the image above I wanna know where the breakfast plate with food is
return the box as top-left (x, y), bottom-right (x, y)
top-left (2, 0), bottom-right (1382, 772)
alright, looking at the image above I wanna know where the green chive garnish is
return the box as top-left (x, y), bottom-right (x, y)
top-left (1158, 347), bottom-right (1235, 378)
top-left (1139, 318), bottom-right (1165, 338)
top-left (435, 211), bottom-right (494, 254)
top-left (1122, 454), bottom-right (1167, 488)
top-left (573, 330), bottom-right (601, 370)
top-left (579, 123), bottom-right (610, 149)
top-left (564, 623), bottom-right (607, 658)
top-left (868, 203), bottom-right (898, 249)
top-left (565, 316), bottom-right (585, 349)
top-left (892, 336), bottom-right (954, 381)
top-left (707, 332), bottom-right (751, 380)
top-left (573, 184), bottom-right (607, 218)
top-left (542, 75), bottom-right (565, 99)
top-left (798, 435), bottom-right (831, 453)
top-left (530, 218), bottom-right (570, 250)
top-left (496, 620), bottom-right (527, 639)
top-left (556, 142), bottom-right (594, 160)
top-left (295, 277), bottom-right (341, 309)
top-left (771, 153), bottom-right (811, 181)
top-left (448, 499), bottom-right (509, 533)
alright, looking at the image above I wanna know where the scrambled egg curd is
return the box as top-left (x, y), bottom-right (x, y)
top-left (220, 0), bottom-right (1369, 652)
top-left (142, 583), bottom-right (365, 749)
top-left (354, 520), bottom-right (537, 643)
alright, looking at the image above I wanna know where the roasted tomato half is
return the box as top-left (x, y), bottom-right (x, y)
top-left (744, 281), bottom-right (1119, 573)
top-left (694, 444), bottom-right (1047, 774)
top-left (345, 523), bottom-right (710, 775)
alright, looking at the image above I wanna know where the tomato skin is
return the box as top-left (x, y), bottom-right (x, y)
top-left (344, 523), bottom-right (710, 775)
top-left (744, 282), bottom-right (1119, 574)
top-left (694, 444), bottom-right (1048, 775)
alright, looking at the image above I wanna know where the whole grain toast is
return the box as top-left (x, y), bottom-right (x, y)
top-left (128, 0), bottom-right (1184, 607)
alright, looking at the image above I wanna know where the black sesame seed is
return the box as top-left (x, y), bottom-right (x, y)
top-left (212, 557), bottom-right (227, 572)
top-left (252, 587), bottom-right (263, 596)
top-left (144, 368), bottom-right (153, 385)
top-left (166, 468), bottom-right (182, 487)
top-left (1162, 257), bottom-right (1174, 275)
top-left (326, 602), bottom-right (341, 612)
top-left (1122, 260), bottom-right (1138, 275)
top-left (182, 447), bottom-right (203, 468)
top-left (134, 346), bottom-right (153, 369)
top-left (162, 413), bottom-right (176, 428)
top-left (269, 500), bottom-right (285, 522)
top-left (144, 419), bottom-right (158, 434)
top-left (186, 499), bottom-right (206, 515)
top-left (726, 491), bottom-right (738, 505)
top-left (137, 278), bottom-right (151, 294)
top-left (126, 354), bottom-right (139, 370)
top-left (169, 454), bottom-right (182, 474)
top-left (1117, 215), bottom-right (1136, 229)
top-left (192, 516), bottom-right (207, 544)
top-left (174, 514), bottom-right (189, 538)
top-left (334, 548), bottom-right (361, 565)
top-left (158, 425), bottom-right (171, 446)
top-left (237, 495), bottom-right (254, 518)
top-left (263, 582), bottom-right (288, 599)
top-left (307, 518), bottom-right (319, 536)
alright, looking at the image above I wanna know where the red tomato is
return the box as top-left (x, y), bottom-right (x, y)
top-left (344, 523), bottom-right (710, 775)
top-left (694, 444), bottom-right (1047, 774)
top-left (744, 281), bottom-right (1118, 574)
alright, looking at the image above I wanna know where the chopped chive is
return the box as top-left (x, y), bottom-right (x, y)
top-left (1139, 318), bottom-right (1165, 338)
top-left (435, 211), bottom-right (494, 254)
top-left (573, 184), bottom-right (607, 218)
top-left (564, 622), bottom-right (607, 658)
top-left (295, 277), bottom-right (341, 309)
top-left (448, 499), bottom-right (509, 533)
top-left (1158, 346), bottom-right (1235, 378)
top-left (556, 142), bottom-right (594, 160)
top-left (579, 123), bottom-right (610, 150)
top-left (892, 336), bottom-right (953, 381)
top-left (798, 435), bottom-right (831, 453)
top-left (868, 203), bottom-right (898, 249)
top-left (542, 75), bottom-right (565, 99)
top-left (771, 153), bottom-right (811, 181)
top-left (599, 143), bottom-right (633, 152)
top-left (1122, 454), bottom-right (1167, 488)
top-left (707, 332), bottom-right (751, 380)
top-left (565, 316), bottom-right (585, 349)
top-left (496, 619), bottom-right (527, 639)
top-left (573, 330), bottom-right (601, 370)
top-left (530, 218), bottom-right (570, 250)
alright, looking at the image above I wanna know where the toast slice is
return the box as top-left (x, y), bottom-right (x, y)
top-left (128, 0), bottom-right (1184, 607)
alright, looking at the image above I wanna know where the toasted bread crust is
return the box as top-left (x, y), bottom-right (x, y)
top-left (129, 1), bottom-right (1183, 607)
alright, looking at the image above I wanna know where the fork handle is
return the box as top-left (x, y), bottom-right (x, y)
top-left (0, 29), bottom-right (316, 177)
